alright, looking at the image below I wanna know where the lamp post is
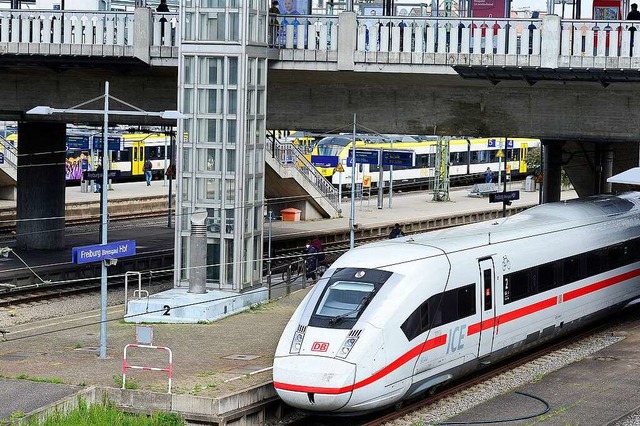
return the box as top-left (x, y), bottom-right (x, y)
top-left (27, 81), bottom-right (184, 359)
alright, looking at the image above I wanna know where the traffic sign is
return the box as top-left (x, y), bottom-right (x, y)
top-left (310, 155), bottom-right (339, 167)
top-left (489, 190), bottom-right (520, 203)
top-left (336, 163), bottom-right (345, 173)
top-left (72, 240), bottom-right (136, 264)
top-left (496, 149), bottom-right (504, 158)
top-left (347, 149), bottom-right (380, 166)
top-left (382, 150), bottom-right (414, 167)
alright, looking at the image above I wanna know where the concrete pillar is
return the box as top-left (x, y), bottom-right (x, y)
top-left (16, 121), bottom-right (66, 250)
top-left (601, 146), bottom-right (614, 194)
top-left (337, 12), bottom-right (356, 71)
top-left (540, 15), bottom-right (560, 69)
top-left (189, 210), bottom-right (207, 294)
top-left (542, 140), bottom-right (562, 203)
top-left (134, 6), bottom-right (152, 64)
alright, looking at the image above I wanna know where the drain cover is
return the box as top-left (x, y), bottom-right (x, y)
top-left (223, 354), bottom-right (261, 361)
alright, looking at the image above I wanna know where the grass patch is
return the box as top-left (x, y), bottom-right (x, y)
top-left (27, 399), bottom-right (184, 425)
top-left (112, 375), bottom-right (140, 390)
top-left (15, 374), bottom-right (64, 384)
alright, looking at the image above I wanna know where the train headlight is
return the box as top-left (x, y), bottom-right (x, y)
top-left (290, 326), bottom-right (306, 354)
top-left (336, 337), bottom-right (359, 359)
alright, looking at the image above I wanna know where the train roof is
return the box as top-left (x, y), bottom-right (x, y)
top-left (344, 192), bottom-right (640, 263)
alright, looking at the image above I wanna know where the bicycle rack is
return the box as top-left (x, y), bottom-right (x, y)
top-left (124, 271), bottom-right (143, 315)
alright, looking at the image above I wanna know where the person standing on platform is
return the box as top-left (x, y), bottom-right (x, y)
top-left (485, 167), bottom-right (494, 183)
top-left (156, 0), bottom-right (170, 12)
top-left (628, 4), bottom-right (640, 55)
top-left (143, 159), bottom-right (153, 186)
top-left (95, 164), bottom-right (103, 193)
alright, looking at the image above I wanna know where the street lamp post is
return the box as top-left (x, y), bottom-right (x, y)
top-left (27, 81), bottom-right (184, 359)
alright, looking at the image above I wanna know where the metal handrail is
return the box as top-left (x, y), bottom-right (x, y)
top-left (0, 136), bottom-right (17, 170)
top-left (267, 138), bottom-right (340, 213)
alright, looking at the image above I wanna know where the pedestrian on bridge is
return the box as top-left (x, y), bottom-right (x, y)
top-left (628, 4), bottom-right (640, 55)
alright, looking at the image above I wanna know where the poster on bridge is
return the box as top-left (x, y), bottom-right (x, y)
top-left (470, 0), bottom-right (509, 18)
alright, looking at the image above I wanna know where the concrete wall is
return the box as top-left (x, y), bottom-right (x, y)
top-left (266, 70), bottom-right (640, 143)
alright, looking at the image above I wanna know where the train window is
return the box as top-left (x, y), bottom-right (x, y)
top-left (586, 249), bottom-right (607, 276)
top-left (537, 262), bottom-right (558, 292)
top-left (416, 154), bottom-right (430, 168)
top-left (315, 281), bottom-right (375, 319)
top-left (458, 284), bottom-right (476, 317)
top-left (470, 151), bottom-right (481, 164)
top-left (562, 256), bottom-right (582, 284)
top-left (401, 307), bottom-right (422, 341)
top-left (483, 269), bottom-right (492, 310)
top-left (608, 244), bottom-right (627, 270)
top-left (450, 152), bottom-right (468, 166)
top-left (504, 269), bottom-right (531, 303)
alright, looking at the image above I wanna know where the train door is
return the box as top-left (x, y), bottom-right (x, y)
top-left (519, 143), bottom-right (529, 173)
top-left (131, 141), bottom-right (145, 176)
top-left (477, 258), bottom-right (496, 358)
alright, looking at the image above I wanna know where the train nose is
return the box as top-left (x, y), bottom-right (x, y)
top-left (273, 355), bottom-right (356, 412)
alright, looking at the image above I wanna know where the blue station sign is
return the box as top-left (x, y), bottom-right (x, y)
top-left (382, 150), bottom-right (414, 167)
top-left (72, 240), bottom-right (136, 264)
top-left (489, 190), bottom-right (520, 203)
top-left (66, 135), bottom-right (90, 150)
top-left (92, 136), bottom-right (123, 151)
top-left (347, 149), bottom-right (380, 166)
top-left (310, 155), bottom-right (339, 167)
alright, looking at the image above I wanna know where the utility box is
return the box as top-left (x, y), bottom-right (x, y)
top-left (281, 208), bottom-right (301, 222)
top-left (524, 175), bottom-right (536, 192)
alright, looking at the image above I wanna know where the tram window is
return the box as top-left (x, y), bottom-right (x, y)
top-left (537, 262), bottom-right (558, 292)
top-left (470, 151), bottom-right (480, 164)
top-left (563, 255), bottom-right (582, 284)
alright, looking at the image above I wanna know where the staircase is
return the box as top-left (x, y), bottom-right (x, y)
top-left (265, 138), bottom-right (341, 219)
top-left (0, 137), bottom-right (17, 200)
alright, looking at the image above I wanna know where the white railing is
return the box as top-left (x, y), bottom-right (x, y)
top-left (0, 9), bottom-right (178, 56)
top-left (356, 17), bottom-right (542, 57)
top-left (561, 19), bottom-right (640, 58)
top-left (270, 15), bottom-right (338, 50)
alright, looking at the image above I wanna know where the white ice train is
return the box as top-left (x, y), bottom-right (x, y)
top-left (273, 192), bottom-right (640, 413)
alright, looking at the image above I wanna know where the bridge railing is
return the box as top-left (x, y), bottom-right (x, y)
top-left (269, 15), bottom-right (339, 50)
top-left (560, 19), bottom-right (640, 61)
top-left (0, 9), bottom-right (178, 57)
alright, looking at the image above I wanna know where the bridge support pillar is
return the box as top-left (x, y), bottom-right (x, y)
top-left (542, 140), bottom-right (563, 203)
top-left (16, 121), bottom-right (66, 250)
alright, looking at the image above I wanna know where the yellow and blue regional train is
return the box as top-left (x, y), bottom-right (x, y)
top-left (311, 136), bottom-right (540, 190)
top-left (4, 131), bottom-right (174, 182)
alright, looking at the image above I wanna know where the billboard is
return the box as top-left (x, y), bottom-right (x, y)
top-left (470, 0), bottom-right (509, 18)
top-left (278, 0), bottom-right (311, 14)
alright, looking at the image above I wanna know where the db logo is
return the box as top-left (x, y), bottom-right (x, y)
top-left (311, 342), bottom-right (329, 352)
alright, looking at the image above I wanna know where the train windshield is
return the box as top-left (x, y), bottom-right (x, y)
top-left (316, 136), bottom-right (351, 156)
top-left (315, 281), bottom-right (375, 323)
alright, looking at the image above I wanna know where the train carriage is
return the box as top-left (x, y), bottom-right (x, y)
top-left (273, 192), bottom-right (640, 413)
top-left (311, 136), bottom-right (539, 190)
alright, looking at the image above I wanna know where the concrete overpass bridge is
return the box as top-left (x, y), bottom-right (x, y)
top-left (0, 7), bottom-right (638, 248)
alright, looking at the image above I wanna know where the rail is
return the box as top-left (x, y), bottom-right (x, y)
top-left (266, 138), bottom-right (340, 212)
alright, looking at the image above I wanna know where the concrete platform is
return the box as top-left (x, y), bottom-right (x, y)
top-left (125, 287), bottom-right (269, 324)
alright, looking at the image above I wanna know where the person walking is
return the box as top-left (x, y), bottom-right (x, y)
top-left (388, 223), bottom-right (404, 239)
top-left (143, 159), bottom-right (153, 186)
top-left (628, 4), bottom-right (640, 55)
top-left (305, 242), bottom-right (318, 281)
